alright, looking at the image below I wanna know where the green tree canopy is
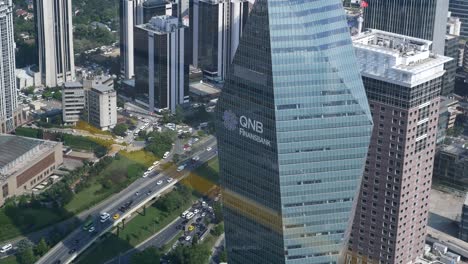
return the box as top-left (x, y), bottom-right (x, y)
top-left (130, 247), bottom-right (161, 264)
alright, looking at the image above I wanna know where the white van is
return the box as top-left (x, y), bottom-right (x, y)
top-left (181, 210), bottom-right (189, 218)
top-left (1, 244), bottom-right (12, 253)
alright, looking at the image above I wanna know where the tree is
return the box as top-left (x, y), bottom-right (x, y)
top-left (169, 244), bottom-right (211, 264)
top-left (213, 202), bottom-right (224, 224)
top-left (174, 105), bottom-right (185, 124)
top-left (219, 250), bottom-right (228, 262)
top-left (211, 223), bottom-right (224, 236)
top-left (113, 123), bottom-right (128, 136)
top-left (130, 247), bottom-right (161, 264)
top-left (173, 154), bottom-right (181, 163)
top-left (34, 238), bottom-right (49, 257)
top-left (16, 239), bottom-right (34, 253)
top-left (16, 247), bottom-right (35, 264)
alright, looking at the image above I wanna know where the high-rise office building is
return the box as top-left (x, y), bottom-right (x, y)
top-left (134, 16), bottom-right (188, 113)
top-left (215, 0), bottom-right (373, 263)
top-left (450, 0), bottom-right (468, 38)
top-left (348, 30), bottom-right (451, 264)
top-left (120, 0), bottom-right (168, 80)
top-left (34, 0), bottom-right (75, 87)
top-left (191, 0), bottom-right (229, 82)
top-left (120, 0), bottom-right (137, 80)
top-left (363, 0), bottom-right (449, 54)
top-left (0, 0), bottom-right (19, 134)
top-left (443, 13), bottom-right (462, 96)
top-left (190, 0), bottom-right (250, 81)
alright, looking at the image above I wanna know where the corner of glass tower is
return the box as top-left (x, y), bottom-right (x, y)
top-left (215, 0), bottom-right (373, 263)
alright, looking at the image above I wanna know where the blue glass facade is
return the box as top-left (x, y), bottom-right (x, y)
top-left (215, 0), bottom-right (373, 263)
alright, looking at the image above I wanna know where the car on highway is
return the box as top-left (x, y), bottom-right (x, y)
top-left (167, 177), bottom-right (174, 183)
top-left (68, 248), bottom-right (76, 254)
top-left (177, 165), bottom-right (185, 172)
top-left (88, 226), bottom-right (95, 233)
top-left (100, 212), bottom-right (110, 223)
top-left (157, 180), bottom-right (163, 185)
top-left (135, 191), bottom-right (140, 196)
top-left (146, 190), bottom-right (152, 195)
top-left (0, 244), bottom-right (12, 253)
top-left (113, 213), bottom-right (120, 220)
top-left (192, 156), bottom-right (200, 162)
top-left (206, 147), bottom-right (212, 152)
top-left (181, 210), bottom-right (189, 218)
top-left (186, 212), bottom-right (195, 219)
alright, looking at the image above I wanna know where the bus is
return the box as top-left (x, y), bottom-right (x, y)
top-left (82, 217), bottom-right (94, 231)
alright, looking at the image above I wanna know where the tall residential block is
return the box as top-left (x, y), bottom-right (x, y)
top-left (134, 15), bottom-right (188, 113)
top-left (348, 30), bottom-right (451, 264)
top-left (215, 0), bottom-right (373, 263)
top-left (363, 0), bottom-right (449, 54)
top-left (34, 0), bottom-right (75, 87)
top-left (450, 0), bottom-right (468, 38)
top-left (0, 0), bottom-right (19, 134)
top-left (62, 82), bottom-right (85, 125)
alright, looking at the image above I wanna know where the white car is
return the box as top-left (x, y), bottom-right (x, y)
top-left (143, 172), bottom-right (150, 178)
top-left (192, 156), bottom-right (200, 161)
top-left (0, 244), bottom-right (12, 253)
top-left (177, 165), bottom-right (185, 172)
top-left (100, 212), bottom-right (110, 223)
top-left (88, 227), bottom-right (95, 233)
top-left (185, 236), bottom-right (192, 241)
top-left (206, 147), bottom-right (212, 152)
top-left (157, 180), bottom-right (163, 185)
top-left (163, 152), bottom-right (170, 159)
top-left (186, 212), bottom-right (195, 219)
top-left (193, 209), bottom-right (199, 214)
top-left (167, 177), bottom-right (174, 183)
top-left (181, 210), bottom-right (189, 218)
top-left (153, 161), bottom-right (160, 166)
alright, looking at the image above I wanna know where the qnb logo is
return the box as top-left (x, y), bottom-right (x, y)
top-left (239, 116), bottom-right (263, 134)
top-left (223, 110), bottom-right (238, 131)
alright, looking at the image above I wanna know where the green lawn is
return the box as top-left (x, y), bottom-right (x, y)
top-left (0, 207), bottom-right (71, 242)
top-left (77, 196), bottom-right (195, 264)
top-left (196, 157), bottom-right (219, 183)
top-left (182, 157), bottom-right (219, 195)
top-left (0, 256), bottom-right (17, 264)
top-left (65, 155), bottom-right (152, 214)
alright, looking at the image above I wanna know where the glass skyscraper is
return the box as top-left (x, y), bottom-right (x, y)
top-left (215, 0), bottom-right (373, 263)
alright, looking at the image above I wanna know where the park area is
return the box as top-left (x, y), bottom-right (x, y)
top-left (65, 151), bottom-right (157, 214)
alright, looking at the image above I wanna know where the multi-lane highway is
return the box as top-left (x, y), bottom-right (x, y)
top-left (36, 137), bottom-right (217, 264)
